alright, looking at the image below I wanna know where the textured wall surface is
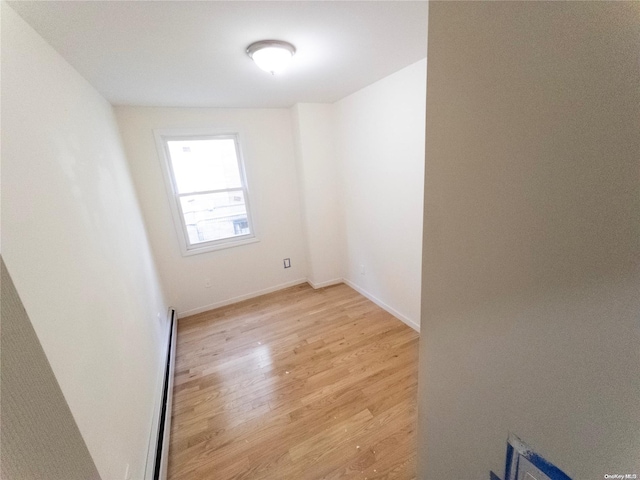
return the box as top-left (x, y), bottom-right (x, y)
top-left (419, 2), bottom-right (640, 478)
top-left (1, 258), bottom-right (101, 480)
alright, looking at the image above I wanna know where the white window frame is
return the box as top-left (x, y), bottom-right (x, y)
top-left (154, 128), bottom-right (258, 256)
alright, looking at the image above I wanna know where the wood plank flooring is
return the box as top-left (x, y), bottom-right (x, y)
top-left (167, 283), bottom-right (419, 480)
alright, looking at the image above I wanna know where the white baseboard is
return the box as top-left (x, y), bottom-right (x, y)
top-left (177, 278), bottom-right (308, 318)
top-left (342, 279), bottom-right (420, 332)
top-left (307, 277), bottom-right (344, 289)
top-left (177, 277), bottom-right (420, 333)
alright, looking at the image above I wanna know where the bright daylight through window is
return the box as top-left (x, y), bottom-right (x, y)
top-left (158, 133), bottom-right (255, 254)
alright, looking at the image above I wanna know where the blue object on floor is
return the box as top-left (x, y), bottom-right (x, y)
top-left (504, 434), bottom-right (572, 480)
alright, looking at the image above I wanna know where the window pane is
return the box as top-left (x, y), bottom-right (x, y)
top-left (179, 190), bottom-right (250, 245)
top-left (167, 138), bottom-right (241, 193)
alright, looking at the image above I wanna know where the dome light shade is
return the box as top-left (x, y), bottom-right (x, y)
top-left (246, 40), bottom-right (296, 75)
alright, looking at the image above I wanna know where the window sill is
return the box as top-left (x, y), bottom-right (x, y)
top-left (181, 236), bottom-right (260, 256)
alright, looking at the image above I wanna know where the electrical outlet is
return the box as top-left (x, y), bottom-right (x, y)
top-left (283, 258), bottom-right (291, 269)
top-left (204, 278), bottom-right (212, 288)
top-left (360, 264), bottom-right (366, 275)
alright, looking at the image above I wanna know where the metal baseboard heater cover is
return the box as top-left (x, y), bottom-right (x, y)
top-left (152, 309), bottom-right (177, 480)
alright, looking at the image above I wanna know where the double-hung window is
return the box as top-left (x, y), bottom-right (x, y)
top-left (156, 130), bottom-right (256, 255)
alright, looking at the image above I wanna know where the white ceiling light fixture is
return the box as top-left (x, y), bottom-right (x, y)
top-left (246, 40), bottom-right (296, 75)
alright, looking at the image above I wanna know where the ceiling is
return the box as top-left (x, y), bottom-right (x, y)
top-left (9, 1), bottom-right (428, 108)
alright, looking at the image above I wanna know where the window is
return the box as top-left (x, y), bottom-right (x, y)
top-left (155, 130), bottom-right (256, 255)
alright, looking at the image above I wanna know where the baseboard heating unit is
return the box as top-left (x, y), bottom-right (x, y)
top-left (146, 308), bottom-right (177, 480)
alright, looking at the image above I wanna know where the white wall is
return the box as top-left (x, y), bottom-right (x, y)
top-left (115, 107), bottom-right (308, 316)
top-left (419, 2), bottom-right (640, 478)
top-left (334, 59), bottom-right (426, 330)
top-left (1, 4), bottom-right (170, 480)
top-left (291, 103), bottom-right (344, 288)
top-left (116, 65), bottom-right (426, 322)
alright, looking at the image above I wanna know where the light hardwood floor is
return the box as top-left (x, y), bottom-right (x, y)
top-left (168, 283), bottom-right (419, 480)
